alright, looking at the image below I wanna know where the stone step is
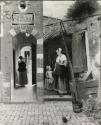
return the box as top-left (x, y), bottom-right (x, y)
top-left (43, 95), bottom-right (72, 101)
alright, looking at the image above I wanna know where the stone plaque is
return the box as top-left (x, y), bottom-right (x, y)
top-left (12, 13), bottom-right (34, 25)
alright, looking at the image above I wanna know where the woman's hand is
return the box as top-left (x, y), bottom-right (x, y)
top-left (64, 60), bottom-right (68, 67)
top-left (59, 60), bottom-right (68, 66)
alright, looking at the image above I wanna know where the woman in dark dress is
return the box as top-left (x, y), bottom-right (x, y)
top-left (53, 48), bottom-right (68, 96)
top-left (18, 56), bottom-right (28, 87)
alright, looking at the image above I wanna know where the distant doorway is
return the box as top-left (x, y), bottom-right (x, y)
top-left (21, 46), bottom-right (32, 86)
top-left (13, 33), bottom-right (36, 88)
top-left (11, 32), bottom-right (37, 102)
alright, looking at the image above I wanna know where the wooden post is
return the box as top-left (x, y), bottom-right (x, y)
top-left (97, 16), bottom-right (101, 105)
top-left (60, 21), bottom-right (78, 101)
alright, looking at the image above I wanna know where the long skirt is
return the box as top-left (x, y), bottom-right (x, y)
top-left (19, 71), bottom-right (28, 86)
top-left (45, 78), bottom-right (54, 90)
top-left (53, 74), bottom-right (58, 91)
top-left (58, 75), bottom-right (67, 94)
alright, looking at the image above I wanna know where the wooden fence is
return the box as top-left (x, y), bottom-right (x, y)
top-left (70, 79), bottom-right (99, 100)
top-left (76, 79), bottom-right (98, 99)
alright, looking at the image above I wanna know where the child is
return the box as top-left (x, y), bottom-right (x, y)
top-left (45, 65), bottom-right (54, 90)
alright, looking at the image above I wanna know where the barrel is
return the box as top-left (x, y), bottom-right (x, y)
top-left (72, 101), bottom-right (83, 113)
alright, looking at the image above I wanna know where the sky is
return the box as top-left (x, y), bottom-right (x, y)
top-left (43, 1), bottom-right (101, 19)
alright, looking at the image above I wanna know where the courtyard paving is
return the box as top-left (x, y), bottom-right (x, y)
top-left (0, 101), bottom-right (99, 125)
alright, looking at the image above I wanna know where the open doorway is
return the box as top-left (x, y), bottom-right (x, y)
top-left (44, 34), bottom-right (72, 95)
top-left (13, 33), bottom-right (36, 87)
top-left (11, 32), bottom-right (37, 102)
top-left (21, 46), bottom-right (32, 86)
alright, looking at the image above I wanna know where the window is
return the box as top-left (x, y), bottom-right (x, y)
top-left (18, 1), bottom-right (28, 12)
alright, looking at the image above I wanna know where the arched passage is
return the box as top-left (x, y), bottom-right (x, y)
top-left (13, 32), bottom-right (37, 88)
top-left (44, 34), bottom-right (72, 95)
top-left (44, 34), bottom-right (72, 72)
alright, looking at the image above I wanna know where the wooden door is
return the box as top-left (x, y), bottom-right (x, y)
top-left (32, 44), bottom-right (36, 84)
top-left (13, 49), bottom-right (16, 88)
top-left (72, 32), bottom-right (87, 73)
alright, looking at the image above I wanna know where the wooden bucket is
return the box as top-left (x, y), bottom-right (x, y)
top-left (72, 101), bottom-right (83, 113)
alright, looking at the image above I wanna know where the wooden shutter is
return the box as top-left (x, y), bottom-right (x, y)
top-left (81, 32), bottom-right (87, 71)
top-left (72, 32), bottom-right (87, 73)
top-left (32, 44), bottom-right (36, 84)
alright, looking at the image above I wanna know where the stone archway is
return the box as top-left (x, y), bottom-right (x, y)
top-left (1, 26), bottom-right (44, 102)
top-left (0, 1), bottom-right (43, 102)
top-left (12, 32), bottom-right (37, 88)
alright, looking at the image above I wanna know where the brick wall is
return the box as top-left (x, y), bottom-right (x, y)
top-left (44, 15), bottom-right (101, 80)
top-left (73, 16), bottom-right (101, 78)
top-left (43, 15), bottom-right (101, 99)
top-left (0, 1), bottom-right (100, 102)
top-left (0, 1), bottom-right (43, 102)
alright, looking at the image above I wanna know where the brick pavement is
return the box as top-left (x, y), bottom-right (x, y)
top-left (0, 101), bottom-right (99, 125)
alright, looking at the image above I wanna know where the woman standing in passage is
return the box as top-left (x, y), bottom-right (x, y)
top-left (18, 56), bottom-right (28, 87)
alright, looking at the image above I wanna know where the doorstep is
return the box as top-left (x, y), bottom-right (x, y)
top-left (43, 95), bottom-right (72, 101)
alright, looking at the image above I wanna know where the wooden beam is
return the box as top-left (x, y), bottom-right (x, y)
top-left (60, 21), bottom-right (78, 101)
